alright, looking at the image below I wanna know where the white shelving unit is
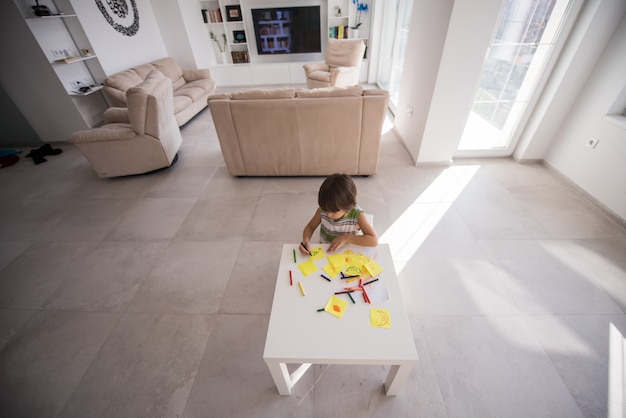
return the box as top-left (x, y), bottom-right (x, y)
top-left (200, 0), bottom-right (250, 65)
top-left (15, 0), bottom-right (107, 127)
top-left (327, 0), bottom-right (370, 53)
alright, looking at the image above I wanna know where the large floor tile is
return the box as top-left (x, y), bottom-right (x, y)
top-left (39, 198), bottom-right (132, 242)
top-left (558, 238), bottom-right (626, 311)
top-left (246, 194), bottom-right (316, 242)
top-left (59, 312), bottom-right (215, 418)
top-left (513, 188), bottom-right (626, 239)
top-left (480, 240), bottom-right (623, 315)
top-left (182, 314), bottom-right (314, 418)
top-left (127, 241), bottom-right (241, 314)
top-left (219, 241), bottom-right (283, 314)
top-left (0, 242), bottom-right (98, 309)
top-left (527, 314), bottom-right (626, 418)
top-left (42, 242), bottom-right (167, 312)
top-left (105, 197), bottom-right (197, 241)
top-left (174, 195), bottom-right (258, 241)
top-left (0, 310), bottom-right (120, 418)
top-left (398, 239), bottom-right (521, 316)
top-left (422, 315), bottom-right (585, 418)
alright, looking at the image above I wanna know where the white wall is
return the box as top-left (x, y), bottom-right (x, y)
top-left (71, 0), bottom-right (167, 76)
top-left (150, 0), bottom-right (213, 69)
top-left (543, 13), bottom-right (626, 220)
top-left (394, 0), bottom-right (503, 164)
top-left (393, 0), bottom-right (453, 163)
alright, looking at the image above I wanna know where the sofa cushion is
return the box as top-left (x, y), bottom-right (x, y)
top-left (231, 88), bottom-right (296, 100)
top-left (296, 86), bottom-right (364, 98)
top-left (176, 83), bottom-right (210, 101)
top-left (173, 95), bottom-right (193, 114)
top-left (151, 57), bottom-right (185, 89)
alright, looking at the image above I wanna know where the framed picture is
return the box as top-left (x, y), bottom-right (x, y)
top-left (225, 5), bottom-right (242, 22)
top-left (233, 30), bottom-right (246, 43)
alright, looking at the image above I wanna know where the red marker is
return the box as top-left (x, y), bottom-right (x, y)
top-left (289, 270), bottom-right (293, 286)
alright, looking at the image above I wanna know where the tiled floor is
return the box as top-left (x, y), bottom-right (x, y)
top-left (0, 106), bottom-right (625, 418)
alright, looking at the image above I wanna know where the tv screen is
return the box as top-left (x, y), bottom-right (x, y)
top-left (251, 6), bottom-right (321, 55)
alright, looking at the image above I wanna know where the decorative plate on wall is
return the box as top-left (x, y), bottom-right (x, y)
top-left (96, 0), bottom-right (140, 37)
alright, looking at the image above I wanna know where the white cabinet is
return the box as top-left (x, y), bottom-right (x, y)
top-left (14, 0), bottom-right (107, 127)
top-left (200, 0), bottom-right (250, 65)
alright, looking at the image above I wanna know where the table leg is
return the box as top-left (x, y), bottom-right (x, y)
top-left (384, 362), bottom-right (415, 396)
top-left (265, 361), bottom-right (292, 395)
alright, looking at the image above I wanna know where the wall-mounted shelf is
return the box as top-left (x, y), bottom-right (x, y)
top-left (15, 0), bottom-right (107, 127)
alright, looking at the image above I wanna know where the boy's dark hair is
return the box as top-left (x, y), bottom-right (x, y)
top-left (318, 174), bottom-right (357, 212)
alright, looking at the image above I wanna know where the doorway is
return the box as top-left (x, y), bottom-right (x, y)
top-left (456, 0), bottom-right (573, 156)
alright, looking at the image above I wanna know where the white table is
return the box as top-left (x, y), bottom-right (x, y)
top-left (263, 243), bottom-right (418, 396)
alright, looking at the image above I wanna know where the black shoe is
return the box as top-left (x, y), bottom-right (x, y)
top-left (38, 144), bottom-right (63, 156)
top-left (25, 149), bottom-right (47, 165)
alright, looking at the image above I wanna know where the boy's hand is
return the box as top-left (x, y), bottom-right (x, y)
top-left (299, 241), bottom-right (312, 255)
top-left (328, 234), bottom-right (350, 253)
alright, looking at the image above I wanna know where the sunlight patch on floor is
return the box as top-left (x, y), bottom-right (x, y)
top-left (380, 165), bottom-right (480, 273)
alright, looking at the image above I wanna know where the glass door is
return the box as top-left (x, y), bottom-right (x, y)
top-left (456, 0), bottom-right (573, 156)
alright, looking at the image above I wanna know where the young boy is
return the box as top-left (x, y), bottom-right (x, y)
top-left (300, 174), bottom-right (377, 254)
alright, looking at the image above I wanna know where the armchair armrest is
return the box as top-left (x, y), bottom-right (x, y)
top-left (69, 125), bottom-right (136, 144)
top-left (103, 107), bottom-right (130, 124)
top-left (329, 66), bottom-right (360, 87)
top-left (182, 67), bottom-right (213, 82)
top-left (303, 62), bottom-right (330, 76)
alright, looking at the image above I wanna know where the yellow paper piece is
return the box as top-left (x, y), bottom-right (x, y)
top-left (328, 253), bottom-right (349, 269)
top-left (309, 247), bottom-right (325, 260)
top-left (324, 295), bottom-right (349, 318)
top-left (370, 308), bottom-right (391, 328)
top-left (298, 259), bottom-right (318, 276)
top-left (344, 264), bottom-right (363, 277)
top-left (322, 264), bottom-right (340, 278)
top-left (364, 260), bottom-right (384, 277)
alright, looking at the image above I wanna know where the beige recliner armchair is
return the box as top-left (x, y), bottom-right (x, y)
top-left (303, 38), bottom-right (366, 89)
top-left (69, 70), bottom-right (182, 178)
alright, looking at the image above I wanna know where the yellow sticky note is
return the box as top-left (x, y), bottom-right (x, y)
top-left (298, 259), bottom-right (318, 276)
top-left (322, 264), bottom-right (340, 278)
top-left (309, 247), bottom-right (325, 260)
top-left (328, 253), bottom-right (349, 269)
top-left (324, 295), bottom-right (349, 318)
top-left (364, 260), bottom-right (384, 277)
top-left (370, 308), bottom-right (391, 328)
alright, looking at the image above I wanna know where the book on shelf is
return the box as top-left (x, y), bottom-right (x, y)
top-left (210, 8), bottom-right (222, 23)
top-left (328, 26), bottom-right (349, 39)
top-left (230, 50), bottom-right (250, 64)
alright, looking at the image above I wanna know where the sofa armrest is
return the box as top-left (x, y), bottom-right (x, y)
top-left (303, 62), bottom-right (330, 76)
top-left (103, 107), bottom-right (130, 124)
top-left (182, 67), bottom-right (213, 82)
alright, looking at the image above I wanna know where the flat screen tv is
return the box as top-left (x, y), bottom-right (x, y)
top-left (251, 6), bottom-right (321, 55)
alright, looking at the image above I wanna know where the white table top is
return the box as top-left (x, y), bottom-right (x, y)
top-left (263, 243), bottom-right (418, 365)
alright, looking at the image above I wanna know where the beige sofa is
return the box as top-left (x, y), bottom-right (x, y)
top-left (208, 86), bottom-right (389, 176)
top-left (103, 57), bottom-right (215, 126)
